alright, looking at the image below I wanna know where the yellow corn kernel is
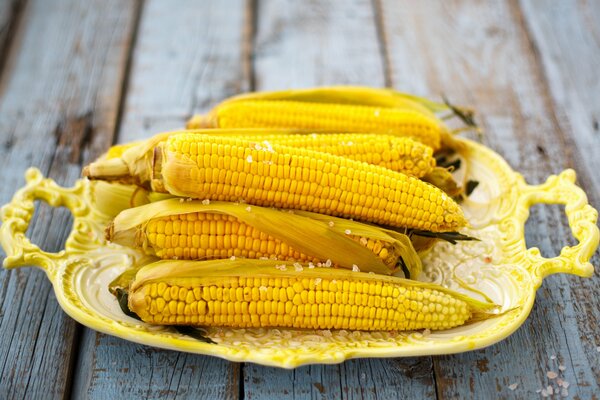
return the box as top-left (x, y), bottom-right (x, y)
top-left (197, 100), bottom-right (444, 150)
top-left (128, 260), bottom-right (493, 331)
top-left (158, 134), bottom-right (465, 232)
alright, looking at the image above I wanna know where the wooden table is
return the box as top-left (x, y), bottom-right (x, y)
top-left (1, 1), bottom-right (598, 398)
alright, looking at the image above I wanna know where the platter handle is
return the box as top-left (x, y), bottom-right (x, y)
top-left (518, 169), bottom-right (598, 283)
top-left (0, 168), bottom-right (88, 278)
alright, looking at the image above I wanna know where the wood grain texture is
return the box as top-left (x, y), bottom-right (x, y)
top-left (73, 331), bottom-right (239, 399)
top-left (253, 0), bottom-right (386, 90)
top-left (519, 0), bottom-right (600, 393)
top-left (72, 1), bottom-right (249, 397)
top-left (0, 0), bottom-right (25, 74)
top-left (0, 0), bottom-right (138, 398)
top-left (380, 0), bottom-right (599, 398)
top-left (245, 1), bottom-right (435, 398)
top-left (117, 0), bottom-right (250, 143)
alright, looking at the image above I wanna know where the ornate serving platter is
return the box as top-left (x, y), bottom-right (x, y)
top-left (1, 138), bottom-right (597, 368)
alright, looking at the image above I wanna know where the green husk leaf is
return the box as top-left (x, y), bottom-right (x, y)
top-left (110, 199), bottom-right (412, 275)
top-left (410, 230), bottom-right (479, 245)
top-left (442, 95), bottom-right (478, 127)
top-left (465, 180), bottom-right (479, 196)
top-left (115, 289), bottom-right (142, 321)
top-left (173, 326), bottom-right (216, 344)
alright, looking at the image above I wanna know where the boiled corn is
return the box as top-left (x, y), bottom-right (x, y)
top-left (85, 133), bottom-right (466, 232)
top-left (127, 259), bottom-right (496, 330)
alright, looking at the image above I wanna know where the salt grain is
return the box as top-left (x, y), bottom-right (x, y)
top-left (352, 264), bottom-right (360, 272)
top-left (344, 229), bottom-right (351, 235)
top-left (308, 262), bottom-right (315, 269)
top-left (202, 199), bottom-right (210, 205)
top-left (246, 155), bottom-right (253, 163)
top-left (230, 256), bottom-right (236, 260)
top-left (547, 371), bottom-right (558, 379)
top-left (328, 221), bottom-right (335, 227)
top-left (314, 278), bottom-right (322, 286)
top-left (325, 259), bottom-right (332, 267)
top-left (562, 381), bottom-right (570, 389)
top-left (246, 206), bottom-right (252, 212)
top-left (597, 346), bottom-right (600, 352)
top-left (547, 385), bottom-right (553, 395)
top-left (561, 388), bottom-right (568, 397)
top-left (179, 198), bottom-right (184, 203)
top-left (536, 389), bottom-right (542, 393)
top-left (508, 383), bottom-right (518, 391)
top-left (294, 263), bottom-right (303, 272)
top-left (558, 365), bottom-right (566, 371)
top-left (550, 355), bottom-right (556, 360)
top-left (541, 388), bottom-right (548, 397)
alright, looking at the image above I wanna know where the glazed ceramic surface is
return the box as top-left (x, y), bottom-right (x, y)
top-left (1, 139), bottom-right (598, 368)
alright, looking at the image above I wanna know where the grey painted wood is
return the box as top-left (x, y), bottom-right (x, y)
top-left (73, 330), bottom-right (240, 399)
top-left (72, 1), bottom-right (249, 398)
top-left (117, 0), bottom-right (251, 143)
top-left (380, 0), bottom-right (599, 398)
top-left (245, 1), bottom-right (436, 398)
top-left (519, 0), bottom-right (600, 209)
top-left (519, 0), bottom-right (600, 394)
top-left (0, 0), bottom-right (138, 398)
top-left (0, 0), bottom-right (25, 74)
top-left (244, 358), bottom-right (435, 400)
top-left (253, 0), bottom-right (386, 90)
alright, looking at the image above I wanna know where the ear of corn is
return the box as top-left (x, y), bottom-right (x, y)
top-left (194, 101), bottom-right (444, 150)
top-left (127, 259), bottom-right (496, 330)
top-left (187, 87), bottom-right (451, 150)
top-left (98, 130), bottom-right (438, 179)
top-left (84, 133), bottom-right (466, 232)
top-left (210, 131), bottom-right (436, 178)
top-left (107, 199), bottom-right (422, 277)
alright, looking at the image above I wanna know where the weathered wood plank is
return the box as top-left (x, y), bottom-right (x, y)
top-left (380, 0), bottom-right (599, 398)
top-left (245, 358), bottom-right (435, 400)
top-left (245, 1), bottom-right (435, 398)
top-left (0, 0), bottom-right (139, 398)
top-left (253, 0), bottom-right (386, 90)
top-left (519, 0), bottom-right (600, 394)
top-left (72, 0), bottom-right (249, 397)
top-left (73, 331), bottom-right (240, 399)
top-left (520, 0), bottom-right (600, 208)
top-left (117, 0), bottom-right (251, 143)
top-left (0, 0), bottom-right (25, 74)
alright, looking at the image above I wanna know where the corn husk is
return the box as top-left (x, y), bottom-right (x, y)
top-left (107, 199), bottom-right (422, 276)
top-left (129, 258), bottom-right (497, 314)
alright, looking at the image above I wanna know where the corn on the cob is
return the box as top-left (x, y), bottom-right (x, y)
top-left (186, 86), bottom-right (451, 151)
top-left (193, 101), bottom-right (445, 150)
top-left (219, 132), bottom-right (436, 178)
top-left (107, 199), bottom-right (422, 276)
top-left (127, 259), bottom-right (496, 330)
top-left (101, 130), bottom-right (438, 179)
top-left (84, 133), bottom-right (466, 232)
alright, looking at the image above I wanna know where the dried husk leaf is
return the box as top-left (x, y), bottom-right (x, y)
top-left (108, 200), bottom-right (421, 275)
top-left (129, 259), bottom-right (497, 314)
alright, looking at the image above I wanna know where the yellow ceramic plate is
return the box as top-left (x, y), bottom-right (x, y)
top-left (1, 139), bottom-right (598, 368)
